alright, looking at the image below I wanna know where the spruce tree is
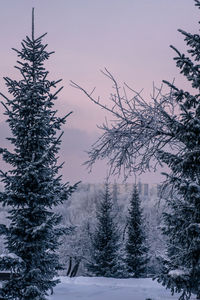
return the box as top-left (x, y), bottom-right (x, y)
top-left (87, 182), bottom-right (119, 277)
top-left (0, 9), bottom-right (76, 300)
top-left (125, 184), bottom-right (148, 278)
top-left (156, 1), bottom-right (200, 299)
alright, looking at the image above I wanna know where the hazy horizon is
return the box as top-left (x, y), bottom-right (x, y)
top-left (0, 0), bottom-right (198, 184)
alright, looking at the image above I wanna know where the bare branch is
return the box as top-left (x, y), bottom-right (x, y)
top-left (72, 70), bottom-right (183, 178)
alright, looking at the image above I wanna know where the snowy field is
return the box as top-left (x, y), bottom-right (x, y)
top-left (49, 276), bottom-right (196, 300)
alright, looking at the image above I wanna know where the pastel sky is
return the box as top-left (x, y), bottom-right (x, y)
top-left (0, 0), bottom-right (199, 185)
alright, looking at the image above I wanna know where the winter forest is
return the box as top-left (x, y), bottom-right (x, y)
top-left (0, 0), bottom-right (199, 300)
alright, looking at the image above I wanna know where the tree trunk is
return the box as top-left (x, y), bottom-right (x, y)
top-left (70, 261), bottom-right (80, 277)
top-left (67, 257), bottom-right (72, 276)
top-left (196, 291), bottom-right (200, 300)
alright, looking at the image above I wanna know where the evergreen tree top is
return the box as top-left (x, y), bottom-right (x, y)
top-left (0, 7), bottom-right (74, 188)
top-left (0, 8), bottom-right (77, 299)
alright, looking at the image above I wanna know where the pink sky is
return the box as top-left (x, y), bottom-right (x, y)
top-left (0, 0), bottom-right (199, 184)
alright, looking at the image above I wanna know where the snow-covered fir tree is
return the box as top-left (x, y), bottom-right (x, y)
top-left (155, 1), bottom-right (200, 299)
top-left (125, 184), bottom-right (148, 278)
top-left (87, 182), bottom-right (120, 277)
top-left (0, 9), bottom-right (77, 300)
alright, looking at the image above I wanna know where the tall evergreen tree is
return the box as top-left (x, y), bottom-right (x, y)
top-left (125, 184), bottom-right (148, 278)
top-left (0, 9), bottom-right (77, 300)
top-left (155, 1), bottom-right (200, 299)
top-left (87, 182), bottom-right (119, 277)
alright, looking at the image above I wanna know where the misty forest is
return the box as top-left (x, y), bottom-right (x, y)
top-left (0, 1), bottom-right (199, 300)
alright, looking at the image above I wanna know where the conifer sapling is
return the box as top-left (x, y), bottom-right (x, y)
top-left (125, 184), bottom-right (148, 278)
top-left (87, 182), bottom-right (119, 277)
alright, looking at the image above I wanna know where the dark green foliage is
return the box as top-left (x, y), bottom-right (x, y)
top-left (125, 184), bottom-right (148, 278)
top-left (156, 2), bottom-right (200, 299)
top-left (87, 182), bottom-right (119, 277)
top-left (158, 185), bottom-right (200, 300)
top-left (0, 9), bottom-right (77, 300)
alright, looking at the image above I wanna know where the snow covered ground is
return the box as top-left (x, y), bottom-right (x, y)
top-left (49, 276), bottom-right (196, 300)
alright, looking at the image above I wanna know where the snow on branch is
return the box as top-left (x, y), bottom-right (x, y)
top-left (71, 69), bottom-right (182, 178)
